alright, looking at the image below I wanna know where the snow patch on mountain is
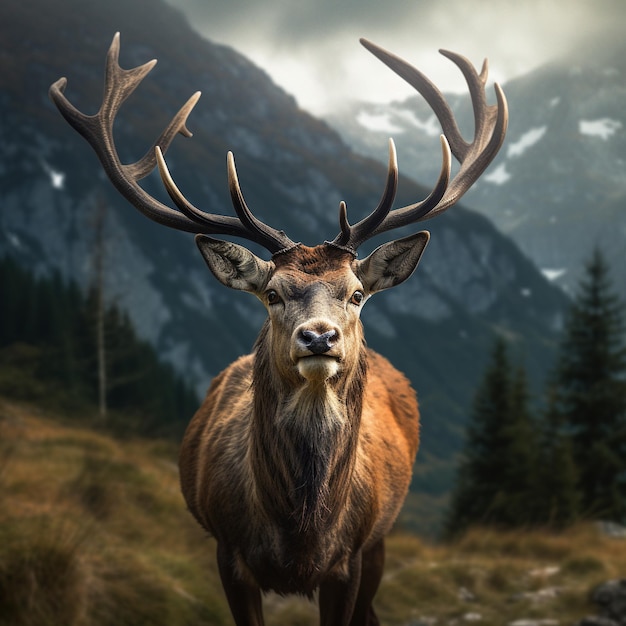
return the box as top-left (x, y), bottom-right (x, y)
top-left (542, 268), bottom-right (567, 281)
top-left (395, 110), bottom-right (440, 136)
top-left (507, 126), bottom-right (547, 158)
top-left (41, 161), bottom-right (66, 190)
top-left (578, 118), bottom-right (623, 140)
top-left (484, 163), bottom-right (511, 185)
top-left (356, 111), bottom-right (404, 134)
top-left (7, 232), bottom-right (23, 249)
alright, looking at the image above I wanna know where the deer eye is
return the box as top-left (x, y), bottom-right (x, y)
top-left (266, 290), bottom-right (281, 305)
top-left (350, 290), bottom-right (364, 306)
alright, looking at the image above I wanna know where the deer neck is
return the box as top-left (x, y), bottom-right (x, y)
top-left (250, 321), bottom-right (367, 534)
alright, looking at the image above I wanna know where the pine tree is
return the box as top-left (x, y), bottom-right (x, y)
top-left (445, 339), bottom-right (537, 535)
top-left (532, 383), bottom-right (580, 528)
top-left (555, 249), bottom-right (626, 522)
top-left (494, 366), bottom-right (538, 525)
top-left (0, 256), bottom-right (198, 436)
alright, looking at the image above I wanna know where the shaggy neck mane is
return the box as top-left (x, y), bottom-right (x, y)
top-left (250, 321), bottom-right (368, 539)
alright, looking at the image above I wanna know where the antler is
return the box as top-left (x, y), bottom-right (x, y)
top-left (49, 32), bottom-right (296, 254)
top-left (333, 39), bottom-right (508, 251)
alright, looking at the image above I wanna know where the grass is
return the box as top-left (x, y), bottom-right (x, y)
top-left (0, 397), bottom-right (230, 626)
top-left (1, 396), bottom-right (625, 625)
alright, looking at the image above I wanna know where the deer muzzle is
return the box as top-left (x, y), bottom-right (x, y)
top-left (291, 320), bottom-right (343, 381)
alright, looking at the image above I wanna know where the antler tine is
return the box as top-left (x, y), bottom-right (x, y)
top-left (333, 138), bottom-right (398, 249)
top-left (49, 32), bottom-right (295, 253)
top-left (154, 147), bottom-right (248, 237)
top-left (335, 39), bottom-right (508, 250)
top-left (370, 134), bottom-right (452, 233)
top-left (128, 91), bottom-right (200, 181)
top-left (155, 147), bottom-right (295, 252)
top-left (227, 152), bottom-right (295, 251)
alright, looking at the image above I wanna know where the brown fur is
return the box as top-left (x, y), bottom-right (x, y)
top-left (178, 244), bottom-right (420, 621)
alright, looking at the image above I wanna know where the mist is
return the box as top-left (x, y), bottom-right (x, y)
top-left (164, 0), bottom-right (625, 113)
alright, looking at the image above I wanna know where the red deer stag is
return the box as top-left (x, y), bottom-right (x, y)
top-left (50, 33), bottom-right (507, 625)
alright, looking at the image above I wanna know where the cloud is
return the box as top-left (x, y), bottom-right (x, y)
top-left (165, 0), bottom-right (625, 113)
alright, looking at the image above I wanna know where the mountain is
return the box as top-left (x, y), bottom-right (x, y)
top-left (0, 0), bottom-right (568, 499)
top-left (325, 44), bottom-right (626, 299)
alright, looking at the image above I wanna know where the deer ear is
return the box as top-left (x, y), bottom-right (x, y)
top-left (195, 235), bottom-right (273, 293)
top-left (355, 231), bottom-right (430, 294)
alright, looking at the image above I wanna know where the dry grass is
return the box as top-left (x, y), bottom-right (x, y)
top-left (1, 396), bottom-right (625, 625)
top-left (0, 398), bottom-right (229, 626)
top-left (374, 525), bottom-right (626, 626)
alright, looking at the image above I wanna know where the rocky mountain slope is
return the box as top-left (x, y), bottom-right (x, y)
top-left (326, 44), bottom-right (626, 298)
top-left (0, 0), bottom-right (568, 491)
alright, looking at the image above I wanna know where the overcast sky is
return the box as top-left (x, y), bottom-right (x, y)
top-left (164, 0), bottom-right (624, 114)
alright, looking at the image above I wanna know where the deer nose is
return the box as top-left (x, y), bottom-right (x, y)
top-left (298, 328), bottom-right (339, 355)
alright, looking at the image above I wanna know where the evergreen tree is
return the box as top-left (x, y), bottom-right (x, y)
top-left (555, 249), bottom-right (626, 522)
top-left (532, 383), bottom-right (580, 528)
top-left (494, 366), bottom-right (538, 525)
top-left (446, 339), bottom-right (537, 535)
top-left (0, 256), bottom-right (199, 437)
top-left (81, 287), bottom-right (199, 436)
top-left (0, 257), bottom-right (24, 345)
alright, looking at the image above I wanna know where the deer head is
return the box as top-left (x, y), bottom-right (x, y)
top-left (197, 233), bottom-right (429, 386)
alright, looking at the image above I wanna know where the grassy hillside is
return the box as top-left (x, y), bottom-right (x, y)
top-left (1, 396), bottom-right (624, 625)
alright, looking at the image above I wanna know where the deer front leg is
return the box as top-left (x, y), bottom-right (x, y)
top-left (216, 543), bottom-right (264, 626)
top-left (349, 539), bottom-right (385, 626)
top-left (318, 551), bottom-right (363, 626)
